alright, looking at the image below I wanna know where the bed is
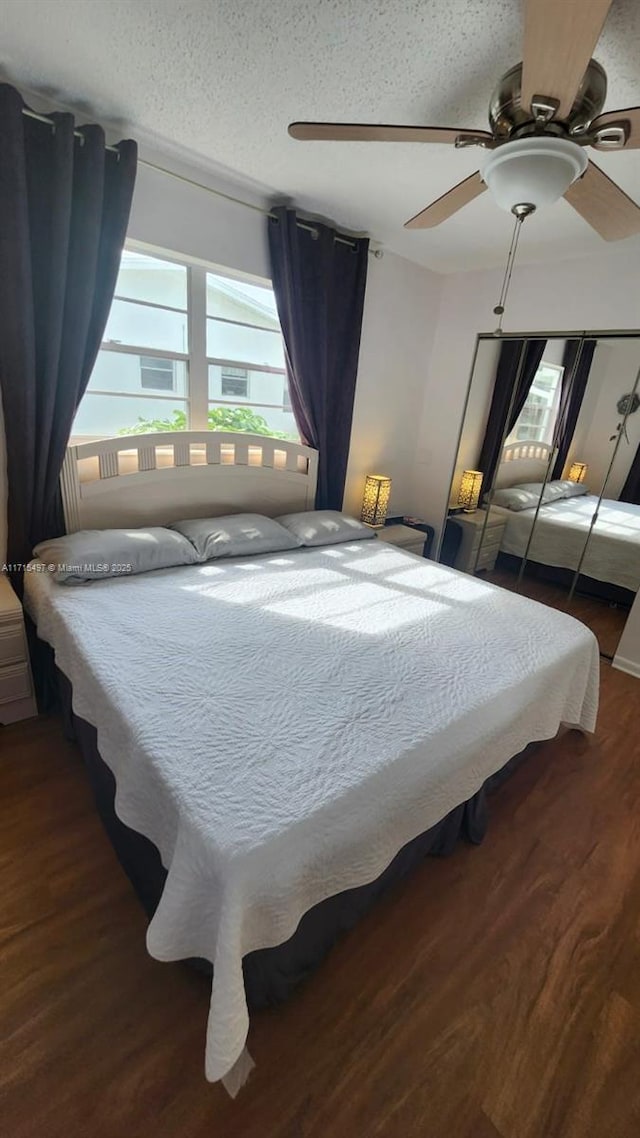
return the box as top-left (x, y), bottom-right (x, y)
top-left (489, 441), bottom-right (640, 598)
top-left (24, 432), bottom-right (600, 1094)
top-left (493, 495), bottom-right (640, 594)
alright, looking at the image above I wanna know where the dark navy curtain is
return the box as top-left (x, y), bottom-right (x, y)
top-left (267, 206), bottom-right (369, 509)
top-left (0, 83), bottom-right (137, 585)
top-left (476, 338), bottom-right (547, 492)
top-left (620, 444), bottom-right (640, 504)
top-left (551, 338), bottom-right (596, 479)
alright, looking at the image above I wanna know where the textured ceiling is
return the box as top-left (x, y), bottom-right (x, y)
top-left (1, 0), bottom-right (640, 272)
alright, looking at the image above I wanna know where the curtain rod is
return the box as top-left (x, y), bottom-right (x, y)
top-left (21, 105), bottom-right (383, 259)
top-left (140, 158), bottom-right (383, 257)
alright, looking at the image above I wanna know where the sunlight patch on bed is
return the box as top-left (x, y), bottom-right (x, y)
top-left (182, 565), bottom-right (347, 605)
top-left (266, 582), bottom-right (447, 634)
top-left (329, 593), bottom-right (448, 634)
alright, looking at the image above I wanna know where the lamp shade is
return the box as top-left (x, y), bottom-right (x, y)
top-left (457, 469), bottom-right (484, 512)
top-left (361, 474), bottom-right (391, 527)
top-left (481, 136), bottom-right (587, 213)
top-left (568, 461), bottom-right (588, 483)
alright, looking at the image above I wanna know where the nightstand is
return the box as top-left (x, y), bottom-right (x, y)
top-left (449, 509), bottom-right (507, 574)
top-left (0, 574), bottom-right (38, 725)
top-left (386, 516), bottom-right (434, 558)
top-left (376, 524), bottom-right (427, 557)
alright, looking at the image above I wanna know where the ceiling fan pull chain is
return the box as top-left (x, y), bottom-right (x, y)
top-left (493, 204), bottom-right (534, 333)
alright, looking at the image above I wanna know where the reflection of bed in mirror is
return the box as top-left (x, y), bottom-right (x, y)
top-left (492, 497), bottom-right (639, 598)
top-left (488, 441), bottom-right (638, 602)
top-left (443, 331), bottom-right (640, 661)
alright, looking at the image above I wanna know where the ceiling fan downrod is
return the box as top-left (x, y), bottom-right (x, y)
top-left (492, 204), bottom-right (535, 333)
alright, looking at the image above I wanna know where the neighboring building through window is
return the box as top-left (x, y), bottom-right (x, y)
top-left (140, 356), bottom-right (176, 392)
top-left (505, 361), bottom-right (564, 447)
top-left (220, 366), bottom-right (249, 399)
top-left (72, 248), bottom-right (298, 442)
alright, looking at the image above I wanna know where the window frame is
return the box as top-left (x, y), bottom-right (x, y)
top-left (76, 244), bottom-right (297, 441)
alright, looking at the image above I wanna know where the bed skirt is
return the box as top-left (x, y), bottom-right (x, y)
top-left (57, 668), bottom-right (535, 1011)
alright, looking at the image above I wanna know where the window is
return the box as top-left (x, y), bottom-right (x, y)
top-left (72, 248), bottom-right (298, 442)
top-left (505, 361), bottom-right (564, 447)
top-left (206, 271), bottom-right (292, 438)
top-left (220, 367), bottom-right (249, 399)
top-left (140, 356), bottom-right (176, 392)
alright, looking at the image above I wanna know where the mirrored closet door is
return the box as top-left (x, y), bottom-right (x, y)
top-left (440, 331), bottom-right (640, 660)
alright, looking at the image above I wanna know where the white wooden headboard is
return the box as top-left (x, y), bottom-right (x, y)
top-left (494, 440), bottom-right (555, 490)
top-left (61, 432), bottom-right (319, 532)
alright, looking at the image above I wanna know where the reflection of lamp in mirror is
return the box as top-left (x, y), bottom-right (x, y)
top-left (457, 469), bottom-right (484, 513)
top-left (361, 474), bottom-right (392, 528)
top-left (568, 461), bottom-right (588, 484)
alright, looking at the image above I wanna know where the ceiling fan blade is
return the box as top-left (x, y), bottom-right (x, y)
top-left (564, 161), bottom-right (640, 240)
top-left (404, 172), bottom-right (486, 229)
top-left (521, 0), bottom-right (613, 120)
top-left (590, 106), bottom-right (640, 149)
top-left (288, 122), bottom-right (492, 145)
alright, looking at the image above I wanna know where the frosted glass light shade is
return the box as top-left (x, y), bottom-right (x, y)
top-left (568, 461), bottom-right (588, 483)
top-left (481, 137), bottom-right (588, 212)
top-left (457, 469), bottom-right (484, 512)
top-left (361, 474), bottom-right (391, 527)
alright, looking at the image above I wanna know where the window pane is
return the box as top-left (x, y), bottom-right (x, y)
top-left (208, 365), bottom-right (297, 438)
top-left (506, 361), bottom-right (563, 447)
top-left (104, 298), bottom-right (189, 354)
top-left (72, 394), bottom-right (188, 440)
top-left (88, 350), bottom-right (188, 397)
top-left (206, 272), bottom-right (279, 330)
top-left (115, 249), bottom-right (187, 310)
top-left (207, 402), bottom-right (298, 439)
top-left (207, 319), bottom-right (285, 368)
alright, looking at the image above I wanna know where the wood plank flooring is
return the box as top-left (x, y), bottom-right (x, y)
top-left (483, 566), bottom-right (630, 659)
top-left (1, 664), bottom-right (640, 1138)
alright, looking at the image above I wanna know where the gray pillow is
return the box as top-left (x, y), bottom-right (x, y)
top-left (489, 487), bottom-right (541, 512)
top-left (550, 479), bottom-right (589, 499)
top-left (276, 510), bottom-right (376, 546)
top-left (515, 481), bottom-right (566, 503)
top-left (33, 527), bottom-right (199, 585)
top-left (169, 513), bottom-right (301, 561)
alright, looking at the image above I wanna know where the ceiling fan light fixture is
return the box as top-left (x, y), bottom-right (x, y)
top-left (481, 137), bottom-right (588, 213)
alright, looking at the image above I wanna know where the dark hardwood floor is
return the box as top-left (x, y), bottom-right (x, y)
top-left (2, 664), bottom-right (640, 1138)
top-left (483, 566), bottom-right (630, 659)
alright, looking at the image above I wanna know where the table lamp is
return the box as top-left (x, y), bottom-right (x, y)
top-left (568, 461), bottom-right (588, 483)
top-left (457, 469), bottom-right (484, 512)
top-left (361, 474), bottom-right (392, 528)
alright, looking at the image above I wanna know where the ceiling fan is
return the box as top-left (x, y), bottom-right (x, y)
top-left (288, 0), bottom-right (640, 240)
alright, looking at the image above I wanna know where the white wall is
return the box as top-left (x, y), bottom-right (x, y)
top-left (614, 591), bottom-right (640, 678)
top-left (128, 153), bottom-right (271, 282)
top-left (343, 251), bottom-right (442, 519)
top-left (414, 245), bottom-right (640, 541)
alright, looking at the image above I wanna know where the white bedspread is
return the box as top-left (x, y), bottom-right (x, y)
top-left (496, 495), bottom-right (640, 592)
top-left (24, 543), bottom-right (599, 1090)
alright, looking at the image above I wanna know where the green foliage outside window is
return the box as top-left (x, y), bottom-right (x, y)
top-left (118, 406), bottom-right (293, 439)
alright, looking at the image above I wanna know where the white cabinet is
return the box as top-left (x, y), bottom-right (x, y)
top-left (451, 509), bottom-right (507, 574)
top-left (376, 524), bottom-right (426, 557)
